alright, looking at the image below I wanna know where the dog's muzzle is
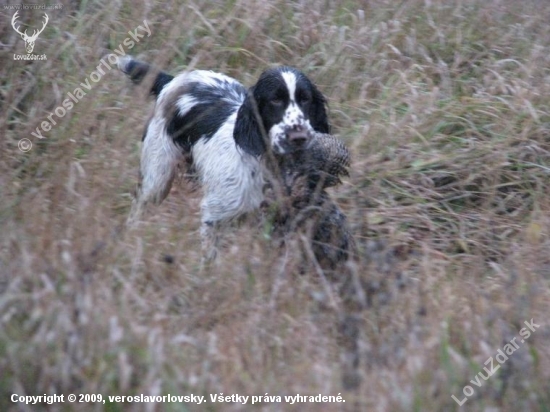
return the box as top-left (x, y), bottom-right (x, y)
top-left (286, 125), bottom-right (310, 149)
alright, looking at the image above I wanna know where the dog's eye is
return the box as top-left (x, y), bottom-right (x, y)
top-left (297, 93), bottom-right (311, 104)
top-left (270, 98), bottom-right (284, 106)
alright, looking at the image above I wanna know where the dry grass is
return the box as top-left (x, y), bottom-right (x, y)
top-left (2, 0), bottom-right (550, 410)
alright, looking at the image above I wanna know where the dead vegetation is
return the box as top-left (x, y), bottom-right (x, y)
top-left (2, 0), bottom-right (550, 411)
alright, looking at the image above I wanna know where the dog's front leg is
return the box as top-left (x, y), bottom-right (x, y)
top-left (200, 220), bottom-right (220, 266)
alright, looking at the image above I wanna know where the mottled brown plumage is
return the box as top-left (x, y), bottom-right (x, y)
top-left (277, 132), bottom-right (350, 191)
top-left (264, 132), bottom-right (356, 271)
top-left (265, 133), bottom-right (406, 391)
top-left (263, 133), bottom-right (362, 391)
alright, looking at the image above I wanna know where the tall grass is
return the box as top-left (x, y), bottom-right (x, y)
top-left (2, 0), bottom-right (550, 410)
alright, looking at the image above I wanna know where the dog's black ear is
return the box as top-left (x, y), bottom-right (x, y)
top-left (234, 91), bottom-right (267, 156)
top-left (309, 85), bottom-right (330, 134)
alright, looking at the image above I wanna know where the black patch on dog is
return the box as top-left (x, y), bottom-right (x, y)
top-left (166, 80), bottom-right (247, 152)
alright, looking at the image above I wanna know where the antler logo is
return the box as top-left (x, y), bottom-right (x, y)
top-left (12, 11), bottom-right (49, 54)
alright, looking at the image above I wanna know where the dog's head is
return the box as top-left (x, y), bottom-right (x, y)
top-left (234, 67), bottom-right (329, 156)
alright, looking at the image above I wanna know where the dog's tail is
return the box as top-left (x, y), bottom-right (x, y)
top-left (117, 56), bottom-right (174, 97)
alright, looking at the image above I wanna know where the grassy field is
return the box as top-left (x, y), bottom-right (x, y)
top-left (2, 0), bottom-right (550, 410)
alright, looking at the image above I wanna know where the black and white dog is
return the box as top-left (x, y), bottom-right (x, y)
top-left (118, 56), bottom-right (329, 259)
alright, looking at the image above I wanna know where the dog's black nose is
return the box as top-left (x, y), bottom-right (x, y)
top-left (287, 127), bottom-right (308, 146)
